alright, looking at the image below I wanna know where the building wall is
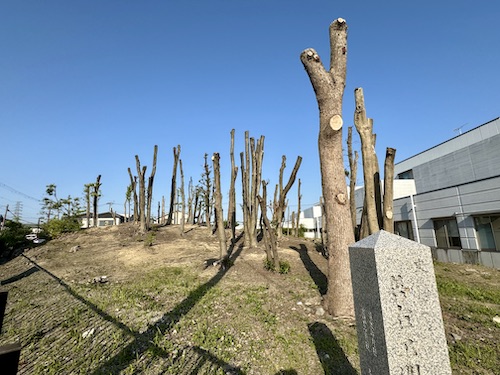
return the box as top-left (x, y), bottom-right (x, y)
top-left (391, 117), bottom-right (500, 269)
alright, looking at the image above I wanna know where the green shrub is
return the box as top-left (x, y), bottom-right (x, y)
top-left (278, 261), bottom-right (291, 274)
top-left (263, 259), bottom-right (276, 272)
top-left (42, 217), bottom-right (81, 238)
top-left (0, 220), bottom-right (31, 257)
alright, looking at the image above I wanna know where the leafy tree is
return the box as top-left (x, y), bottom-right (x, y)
top-left (0, 220), bottom-right (31, 258)
top-left (42, 217), bottom-right (81, 238)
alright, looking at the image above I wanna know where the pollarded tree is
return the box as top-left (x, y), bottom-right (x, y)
top-left (240, 132), bottom-right (264, 248)
top-left (347, 126), bottom-right (359, 236)
top-left (167, 145), bottom-right (181, 226)
top-left (200, 153), bottom-right (213, 233)
top-left (273, 155), bottom-right (302, 239)
top-left (92, 175), bottom-right (102, 228)
top-left (354, 88), bottom-right (396, 238)
top-left (300, 18), bottom-right (354, 317)
top-left (212, 152), bottom-right (227, 259)
top-left (227, 129), bottom-right (239, 244)
top-left (127, 168), bottom-right (138, 223)
top-left (146, 145), bottom-right (158, 229)
top-left (135, 156), bottom-right (147, 233)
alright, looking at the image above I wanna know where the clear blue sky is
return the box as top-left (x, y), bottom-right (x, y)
top-left (1, 1), bottom-right (499, 224)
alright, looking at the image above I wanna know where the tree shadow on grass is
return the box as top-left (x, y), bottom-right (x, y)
top-left (289, 244), bottom-right (327, 295)
top-left (308, 322), bottom-right (358, 375)
top-left (21, 237), bottom-right (246, 374)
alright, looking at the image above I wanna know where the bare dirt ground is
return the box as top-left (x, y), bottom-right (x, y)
top-left (0, 224), bottom-right (498, 374)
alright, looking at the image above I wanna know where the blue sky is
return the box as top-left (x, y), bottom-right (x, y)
top-left (1, 1), bottom-right (499, 224)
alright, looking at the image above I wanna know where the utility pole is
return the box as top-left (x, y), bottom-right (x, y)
top-left (1, 205), bottom-right (8, 230)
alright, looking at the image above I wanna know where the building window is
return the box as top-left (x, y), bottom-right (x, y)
top-left (394, 220), bottom-right (414, 240)
top-left (397, 169), bottom-right (414, 180)
top-left (99, 219), bottom-right (114, 226)
top-left (474, 215), bottom-right (500, 251)
top-left (433, 218), bottom-right (461, 249)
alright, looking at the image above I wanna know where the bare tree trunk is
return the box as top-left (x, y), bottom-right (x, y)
top-left (383, 147), bottom-right (397, 232)
top-left (193, 188), bottom-right (201, 225)
top-left (227, 129), bottom-right (238, 244)
top-left (84, 184), bottom-right (91, 228)
top-left (354, 87), bottom-right (380, 237)
top-left (300, 18), bottom-right (354, 317)
top-left (201, 153), bottom-right (212, 234)
top-left (176, 159), bottom-right (184, 235)
top-left (167, 145), bottom-right (180, 225)
top-left (297, 178), bottom-right (302, 236)
top-left (347, 126), bottom-right (359, 237)
top-left (258, 181), bottom-right (279, 268)
top-left (92, 175), bottom-right (102, 228)
top-left (135, 156), bottom-right (147, 234)
top-left (212, 153), bottom-right (227, 259)
top-left (240, 132), bottom-right (264, 248)
top-left (273, 155), bottom-right (302, 240)
top-left (161, 196), bottom-right (165, 224)
top-left (291, 211), bottom-right (296, 237)
top-left (187, 178), bottom-right (194, 225)
top-left (146, 145), bottom-right (158, 230)
top-left (127, 169), bottom-right (138, 224)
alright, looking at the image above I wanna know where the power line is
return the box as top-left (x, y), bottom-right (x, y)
top-left (0, 182), bottom-right (41, 202)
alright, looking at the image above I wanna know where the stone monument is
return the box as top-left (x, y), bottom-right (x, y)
top-left (349, 230), bottom-right (452, 374)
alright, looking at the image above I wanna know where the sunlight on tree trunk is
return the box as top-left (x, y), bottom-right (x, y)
top-left (300, 18), bottom-right (354, 318)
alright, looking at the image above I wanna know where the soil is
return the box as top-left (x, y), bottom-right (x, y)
top-left (0, 223), bottom-right (498, 374)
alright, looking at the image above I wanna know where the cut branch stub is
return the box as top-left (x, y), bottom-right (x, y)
top-left (329, 114), bottom-right (343, 131)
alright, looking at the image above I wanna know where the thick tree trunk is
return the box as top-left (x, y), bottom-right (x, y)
top-left (167, 145), bottom-right (180, 225)
top-left (300, 18), bottom-right (354, 318)
top-left (347, 127), bottom-right (359, 237)
top-left (212, 153), bottom-right (227, 259)
top-left (146, 145), bottom-right (158, 230)
top-left (383, 147), bottom-right (397, 232)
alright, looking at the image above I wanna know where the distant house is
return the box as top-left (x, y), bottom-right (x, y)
top-left (80, 212), bottom-right (125, 228)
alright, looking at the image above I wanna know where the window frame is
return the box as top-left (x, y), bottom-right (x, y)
top-left (433, 217), bottom-right (462, 249)
top-left (473, 214), bottom-right (500, 252)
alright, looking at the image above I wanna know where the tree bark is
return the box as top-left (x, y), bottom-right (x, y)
top-left (273, 155), bottom-right (302, 239)
top-left (135, 156), bottom-right (147, 233)
top-left (354, 87), bottom-right (380, 236)
top-left (179, 159), bottom-right (186, 236)
top-left (297, 178), bottom-right (302, 236)
top-left (127, 168), bottom-right (138, 224)
top-left (201, 153), bottom-right (212, 234)
top-left (300, 18), bottom-right (354, 317)
top-left (227, 129), bottom-right (238, 244)
top-left (166, 145), bottom-right (180, 225)
top-left (347, 126), bottom-right (359, 237)
top-left (240, 132), bottom-right (264, 248)
top-left (84, 184), bottom-right (91, 228)
top-left (383, 147), bottom-right (397, 232)
top-left (146, 145), bottom-right (158, 230)
top-left (258, 181), bottom-right (279, 268)
top-left (212, 153), bottom-right (227, 259)
top-left (92, 175), bottom-right (102, 228)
